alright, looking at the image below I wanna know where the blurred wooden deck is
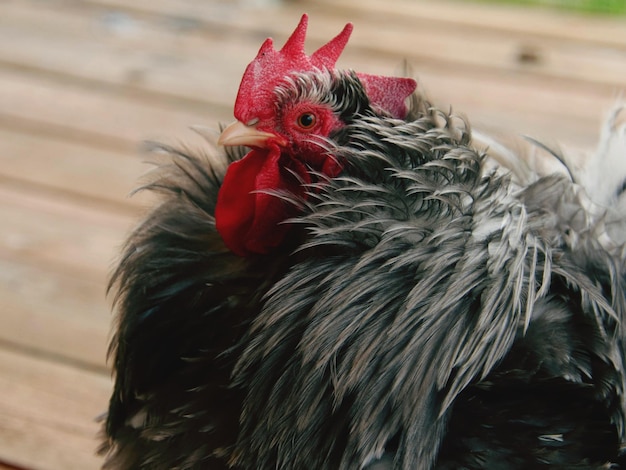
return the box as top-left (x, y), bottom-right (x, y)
top-left (0, 0), bottom-right (624, 468)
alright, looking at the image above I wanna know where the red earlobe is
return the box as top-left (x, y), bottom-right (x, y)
top-left (357, 74), bottom-right (417, 119)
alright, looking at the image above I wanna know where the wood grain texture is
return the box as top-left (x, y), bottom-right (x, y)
top-left (0, 347), bottom-right (111, 470)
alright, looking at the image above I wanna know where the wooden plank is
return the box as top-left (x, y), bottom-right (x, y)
top-left (296, 4), bottom-right (626, 92)
top-left (308, 0), bottom-right (626, 49)
top-left (2, 0), bottom-right (625, 111)
top-left (78, 0), bottom-right (626, 50)
top-left (0, 1), bottom-right (248, 111)
top-left (0, 128), bottom-right (152, 211)
top-left (44, 0), bottom-right (626, 89)
top-left (0, 0), bottom-right (618, 150)
top-left (0, 51), bottom-right (615, 154)
top-left (0, 183), bottom-right (128, 367)
top-left (0, 257), bottom-right (110, 370)
top-left (0, 346), bottom-right (110, 470)
top-left (0, 8), bottom-right (619, 149)
top-left (0, 69), bottom-right (224, 151)
top-left (0, 182), bottom-right (133, 281)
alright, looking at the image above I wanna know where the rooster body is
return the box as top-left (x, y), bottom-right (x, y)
top-left (101, 16), bottom-right (626, 469)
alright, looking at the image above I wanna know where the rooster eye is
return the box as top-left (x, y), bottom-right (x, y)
top-left (297, 112), bottom-right (317, 130)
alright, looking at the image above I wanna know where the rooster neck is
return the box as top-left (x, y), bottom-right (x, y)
top-left (232, 103), bottom-right (626, 469)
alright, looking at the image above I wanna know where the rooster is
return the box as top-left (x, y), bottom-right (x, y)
top-left (101, 15), bottom-right (626, 469)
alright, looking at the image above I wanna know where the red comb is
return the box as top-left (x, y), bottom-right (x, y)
top-left (234, 14), bottom-right (353, 124)
top-left (218, 16), bottom-right (418, 257)
top-left (234, 14), bottom-right (416, 123)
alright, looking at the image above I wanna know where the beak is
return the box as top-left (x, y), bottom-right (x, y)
top-left (218, 120), bottom-right (283, 148)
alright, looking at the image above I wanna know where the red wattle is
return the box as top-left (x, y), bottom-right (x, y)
top-left (215, 146), bottom-right (309, 256)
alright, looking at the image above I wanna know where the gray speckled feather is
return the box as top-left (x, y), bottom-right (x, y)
top-left (231, 83), bottom-right (626, 469)
top-left (103, 71), bottom-right (626, 469)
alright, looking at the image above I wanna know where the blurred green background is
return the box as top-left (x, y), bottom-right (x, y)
top-left (479, 0), bottom-right (626, 14)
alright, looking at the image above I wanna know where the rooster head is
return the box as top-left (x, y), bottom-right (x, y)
top-left (216, 14), bottom-right (416, 256)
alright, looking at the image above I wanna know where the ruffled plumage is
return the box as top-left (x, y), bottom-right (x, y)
top-left (102, 74), bottom-right (626, 469)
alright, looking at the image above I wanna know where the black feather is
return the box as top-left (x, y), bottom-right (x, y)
top-left (101, 145), bottom-right (299, 468)
top-left (102, 70), bottom-right (626, 470)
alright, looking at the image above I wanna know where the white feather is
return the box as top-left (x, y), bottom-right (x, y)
top-left (473, 103), bottom-right (626, 255)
